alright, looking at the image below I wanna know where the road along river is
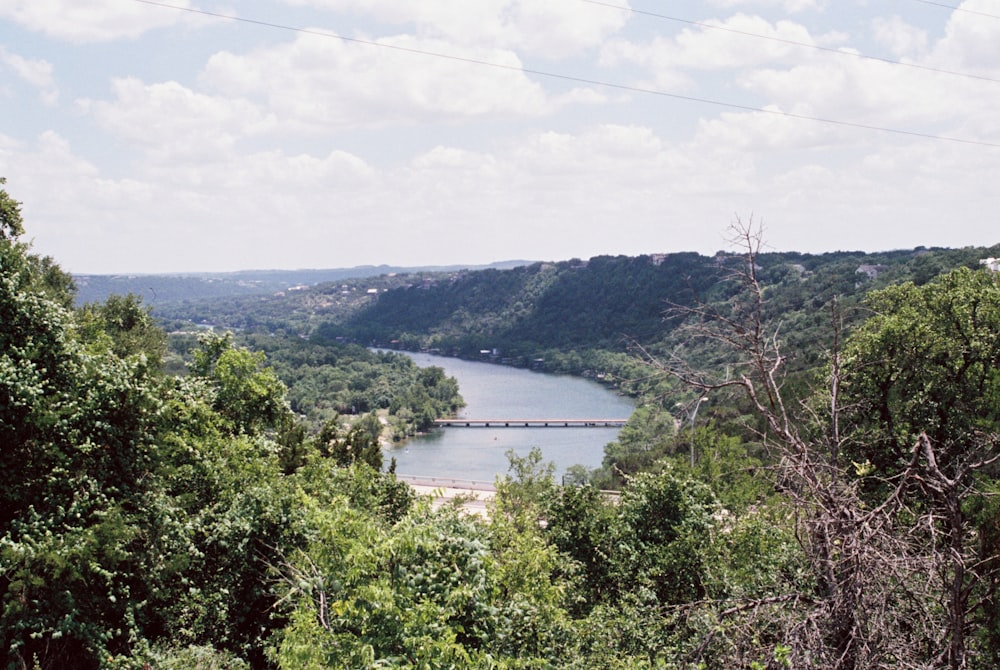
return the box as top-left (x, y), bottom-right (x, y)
top-left (385, 352), bottom-right (635, 483)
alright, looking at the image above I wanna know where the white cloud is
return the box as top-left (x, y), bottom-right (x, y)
top-left (200, 33), bottom-right (558, 129)
top-left (601, 1), bottom-right (1000, 150)
top-left (6, 109), bottom-right (1000, 275)
top-left (761, 139), bottom-right (1000, 252)
top-left (706, 0), bottom-right (828, 12)
top-left (5, 0), bottom-right (1000, 274)
top-left (0, 130), bottom-right (389, 271)
top-left (600, 13), bottom-right (844, 93)
top-left (739, 41), bottom-right (1000, 143)
top-left (692, 107), bottom-right (845, 152)
top-left (79, 78), bottom-right (276, 162)
top-left (280, 0), bottom-right (629, 58)
top-left (0, 0), bottom-right (203, 43)
top-left (1, 131), bottom-right (154, 262)
top-left (0, 47), bottom-right (59, 105)
top-left (871, 16), bottom-right (928, 59)
top-left (927, 0), bottom-right (1000, 73)
top-left (2, 122), bottom-right (733, 271)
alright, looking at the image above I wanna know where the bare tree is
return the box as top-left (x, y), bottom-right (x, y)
top-left (636, 218), bottom-right (998, 669)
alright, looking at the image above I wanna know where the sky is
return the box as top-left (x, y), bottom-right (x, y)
top-left (2, 0), bottom-right (999, 274)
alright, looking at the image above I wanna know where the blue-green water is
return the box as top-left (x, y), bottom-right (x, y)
top-left (387, 352), bottom-right (635, 482)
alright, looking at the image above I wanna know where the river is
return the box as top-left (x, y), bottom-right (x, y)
top-left (386, 352), bottom-right (635, 483)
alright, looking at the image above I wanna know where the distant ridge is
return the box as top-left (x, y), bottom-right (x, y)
top-left (73, 260), bottom-right (535, 307)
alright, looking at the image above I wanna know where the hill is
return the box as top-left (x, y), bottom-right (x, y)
top-left (9, 175), bottom-right (1000, 668)
top-left (317, 245), bottom-right (1000, 367)
top-left (154, 244), bottom-right (1000, 381)
top-left (73, 260), bottom-right (534, 307)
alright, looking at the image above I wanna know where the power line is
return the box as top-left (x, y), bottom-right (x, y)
top-left (905, 0), bottom-right (1000, 21)
top-left (131, 0), bottom-right (1000, 149)
top-left (581, 0), bottom-right (1000, 85)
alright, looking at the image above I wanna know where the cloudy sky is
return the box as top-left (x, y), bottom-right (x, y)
top-left (2, 0), bottom-right (999, 273)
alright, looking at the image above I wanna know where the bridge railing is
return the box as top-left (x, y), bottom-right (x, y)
top-left (432, 418), bottom-right (627, 428)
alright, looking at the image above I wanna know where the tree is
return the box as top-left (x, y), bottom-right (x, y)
top-left (315, 413), bottom-right (384, 469)
top-left (27, 253), bottom-right (76, 309)
top-left (600, 404), bottom-right (679, 484)
top-left (837, 267), bottom-right (1000, 667)
top-left (78, 293), bottom-right (168, 367)
top-left (190, 332), bottom-right (291, 435)
top-left (0, 181), bottom-right (172, 668)
top-left (643, 220), bottom-right (1000, 669)
top-left (839, 268), bottom-right (1000, 477)
top-left (0, 177), bottom-right (25, 239)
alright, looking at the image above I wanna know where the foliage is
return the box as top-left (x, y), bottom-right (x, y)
top-left (197, 335), bottom-right (465, 436)
top-left (145, 644), bottom-right (250, 670)
top-left (839, 267), bottom-right (1000, 478)
top-left (640, 222), bottom-right (1000, 669)
top-left (315, 413), bottom-right (383, 469)
top-left (0, 177), bottom-right (25, 239)
top-left (6, 176), bottom-right (1000, 670)
top-left (273, 497), bottom-right (570, 669)
top-left (77, 293), bottom-right (167, 367)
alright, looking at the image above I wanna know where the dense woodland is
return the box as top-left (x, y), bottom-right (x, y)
top-left (5, 177), bottom-right (1000, 669)
top-left (75, 262), bottom-right (531, 309)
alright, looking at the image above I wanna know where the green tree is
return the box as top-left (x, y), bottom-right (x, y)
top-left (0, 181), bottom-right (172, 668)
top-left (840, 267), bottom-right (1000, 477)
top-left (600, 404), bottom-right (679, 484)
top-left (0, 176), bottom-right (24, 239)
top-left (27, 253), bottom-right (76, 309)
top-left (612, 469), bottom-right (716, 607)
top-left (0, 182), bottom-right (310, 668)
top-left (315, 413), bottom-right (384, 469)
top-left (646, 221), bottom-right (992, 668)
top-left (837, 267), bottom-right (1000, 667)
top-left (78, 293), bottom-right (168, 367)
top-left (189, 332), bottom-right (291, 435)
top-left (492, 447), bottom-right (556, 530)
top-left (543, 483), bottom-right (616, 614)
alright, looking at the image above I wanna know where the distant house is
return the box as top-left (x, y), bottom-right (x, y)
top-left (980, 258), bottom-right (1000, 272)
top-left (788, 263), bottom-right (809, 279)
top-left (856, 264), bottom-right (888, 280)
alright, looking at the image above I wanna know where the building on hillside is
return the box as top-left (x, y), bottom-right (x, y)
top-left (980, 258), bottom-right (1000, 272)
top-left (856, 264), bottom-right (888, 280)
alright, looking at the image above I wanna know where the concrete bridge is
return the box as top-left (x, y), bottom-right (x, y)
top-left (433, 418), bottom-right (627, 428)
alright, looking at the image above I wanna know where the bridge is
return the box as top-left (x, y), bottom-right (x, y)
top-left (433, 418), bottom-right (627, 428)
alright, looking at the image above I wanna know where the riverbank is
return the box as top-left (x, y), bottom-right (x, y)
top-left (398, 475), bottom-right (495, 517)
top-left (372, 344), bottom-right (638, 397)
top-left (383, 351), bottom-right (635, 482)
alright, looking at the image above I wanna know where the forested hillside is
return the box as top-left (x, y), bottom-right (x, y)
top-left (6, 178), bottom-right (1000, 669)
top-left (75, 261), bottom-right (532, 308)
top-left (159, 241), bottom-right (996, 372)
top-left (318, 253), bottom-right (717, 355)
top-left (323, 245), bottom-right (998, 367)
